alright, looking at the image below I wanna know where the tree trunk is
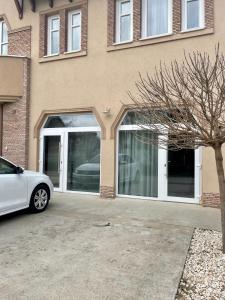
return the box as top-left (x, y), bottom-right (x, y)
top-left (214, 144), bottom-right (225, 253)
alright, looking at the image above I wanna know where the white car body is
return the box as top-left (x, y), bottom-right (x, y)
top-left (0, 157), bottom-right (53, 216)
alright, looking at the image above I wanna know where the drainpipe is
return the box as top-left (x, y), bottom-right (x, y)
top-left (0, 104), bottom-right (3, 156)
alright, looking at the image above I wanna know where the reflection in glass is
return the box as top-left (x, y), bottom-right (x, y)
top-left (167, 149), bottom-right (195, 198)
top-left (43, 136), bottom-right (60, 187)
top-left (187, 0), bottom-right (200, 29)
top-left (120, 15), bottom-right (131, 42)
top-left (72, 26), bottom-right (81, 51)
top-left (118, 130), bottom-right (158, 197)
top-left (44, 114), bottom-right (99, 128)
top-left (51, 30), bottom-right (59, 54)
top-left (67, 132), bottom-right (100, 193)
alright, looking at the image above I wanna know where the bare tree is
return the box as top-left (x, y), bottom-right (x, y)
top-left (129, 45), bottom-right (225, 253)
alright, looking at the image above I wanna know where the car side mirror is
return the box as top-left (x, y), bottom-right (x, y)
top-left (16, 166), bottom-right (24, 174)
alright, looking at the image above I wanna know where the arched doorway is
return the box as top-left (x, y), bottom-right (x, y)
top-left (40, 113), bottom-right (101, 194)
top-left (117, 111), bottom-right (201, 203)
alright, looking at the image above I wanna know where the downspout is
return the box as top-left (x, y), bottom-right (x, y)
top-left (0, 104), bottom-right (3, 156)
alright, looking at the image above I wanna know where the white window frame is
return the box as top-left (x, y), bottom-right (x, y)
top-left (142, 0), bottom-right (172, 39)
top-left (0, 21), bottom-right (8, 55)
top-left (182, 0), bottom-right (205, 32)
top-left (67, 10), bottom-right (82, 53)
top-left (47, 15), bottom-right (60, 56)
top-left (116, 0), bottom-right (133, 44)
top-left (116, 114), bottom-right (202, 204)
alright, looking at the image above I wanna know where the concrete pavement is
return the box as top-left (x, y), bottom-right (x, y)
top-left (0, 193), bottom-right (221, 300)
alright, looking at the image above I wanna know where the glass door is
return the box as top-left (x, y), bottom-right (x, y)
top-left (167, 148), bottom-right (195, 198)
top-left (41, 133), bottom-right (64, 192)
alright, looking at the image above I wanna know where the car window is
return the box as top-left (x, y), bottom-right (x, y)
top-left (0, 158), bottom-right (16, 175)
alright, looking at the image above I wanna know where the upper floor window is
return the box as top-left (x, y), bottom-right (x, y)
top-left (68, 10), bottom-right (81, 52)
top-left (116, 0), bottom-right (133, 43)
top-left (47, 15), bottom-right (60, 56)
top-left (182, 0), bottom-right (205, 31)
top-left (142, 0), bottom-right (172, 38)
top-left (0, 21), bottom-right (8, 55)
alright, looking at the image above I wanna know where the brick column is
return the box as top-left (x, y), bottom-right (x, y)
top-left (2, 27), bottom-right (31, 168)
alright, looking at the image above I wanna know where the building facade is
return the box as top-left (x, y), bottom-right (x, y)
top-left (0, 0), bottom-right (223, 207)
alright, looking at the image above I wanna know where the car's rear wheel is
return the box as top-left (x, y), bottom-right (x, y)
top-left (29, 184), bottom-right (50, 213)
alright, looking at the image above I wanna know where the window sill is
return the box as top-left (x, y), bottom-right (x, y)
top-left (39, 50), bottom-right (87, 63)
top-left (139, 32), bottom-right (173, 41)
top-left (113, 40), bottom-right (133, 46)
top-left (107, 27), bottom-right (214, 52)
top-left (180, 26), bottom-right (206, 34)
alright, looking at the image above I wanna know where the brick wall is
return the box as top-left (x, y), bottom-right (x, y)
top-left (202, 193), bottom-right (220, 208)
top-left (39, 0), bottom-right (88, 57)
top-left (1, 27), bottom-right (31, 168)
top-left (107, 0), bottom-right (214, 46)
top-left (8, 26), bottom-right (31, 58)
top-left (100, 186), bottom-right (116, 198)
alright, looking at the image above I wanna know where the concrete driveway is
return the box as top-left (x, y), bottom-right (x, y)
top-left (0, 194), bottom-right (221, 300)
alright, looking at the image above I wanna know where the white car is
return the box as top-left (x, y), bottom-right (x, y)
top-left (0, 156), bottom-right (53, 216)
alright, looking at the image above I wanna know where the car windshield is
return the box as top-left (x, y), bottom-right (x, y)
top-left (88, 155), bottom-right (100, 164)
top-left (0, 158), bottom-right (16, 174)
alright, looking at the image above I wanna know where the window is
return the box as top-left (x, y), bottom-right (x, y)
top-left (116, 0), bottom-right (133, 43)
top-left (68, 10), bottom-right (81, 52)
top-left (182, 0), bottom-right (204, 31)
top-left (0, 158), bottom-right (16, 175)
top-left (142, 0), bottom-right (172, 38)
top-left (47, 15), bottom-right (60, 56)
top-left (0, 21), bottom-right (8, 55)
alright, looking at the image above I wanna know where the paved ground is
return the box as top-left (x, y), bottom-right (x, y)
top-left (0, 193), bottom-right (221, 300)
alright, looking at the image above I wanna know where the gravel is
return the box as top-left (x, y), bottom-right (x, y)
top-left (176, 228), bottom-right (225, 300)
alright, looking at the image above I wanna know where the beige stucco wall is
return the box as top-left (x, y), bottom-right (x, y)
top-left (0, 56), bottom-right (24, 101)
top-left (1, 0), bottom-right (225, 195)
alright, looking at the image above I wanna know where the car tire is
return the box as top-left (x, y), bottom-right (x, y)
top-left (29, 184), bottom-right (50, 213)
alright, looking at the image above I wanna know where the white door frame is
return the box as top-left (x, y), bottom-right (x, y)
top-left (116, 125), bottom-right (202, 204)
top-left (40, 127), bottom-right (101, 194)
top-left (39, 129), bottom-right (64, 192)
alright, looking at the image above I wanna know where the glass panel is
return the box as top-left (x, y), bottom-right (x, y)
top-left (43, 136), bottom-right (60, 188)
top-left (2, 22), bottom-right (8, 43)
top-left (187, 0), bottom-right (200, 29)
top-left (120, 15), bottom-right (131, 42)
top-left (118, 130), bottom-right (158, 197)
top-left (72, 13), bottom-right (81, 27)
top-left (72, 26), bottom-right (81, 51)
top-left (44, 114), bottom-right (99, 128)
top-left (51, 30), bottom-right (59, 54)
top-left (121, 1), bottom-right (131, 15)
top-left (51, 17), bottom-right (59, 30)
top-left (147, 0), bottom-right (168, 36)
top-left (0, 158), bottom-right (16, 175)
top-left (121, 111), bottom-right (139, 125)
top-left (167, 149), bottom-right (195, 198)
top-left (67, 132), bottom-right (100, 193)
top-left (1, 44), bottom-right (8, 55)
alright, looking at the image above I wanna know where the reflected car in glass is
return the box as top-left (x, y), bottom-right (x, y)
top-left (0, 157), bottom-right (53, 216)
top-left (73, 154), bottom-right (100, 188)
top-left (72, 154), bottom-right (140, 189)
